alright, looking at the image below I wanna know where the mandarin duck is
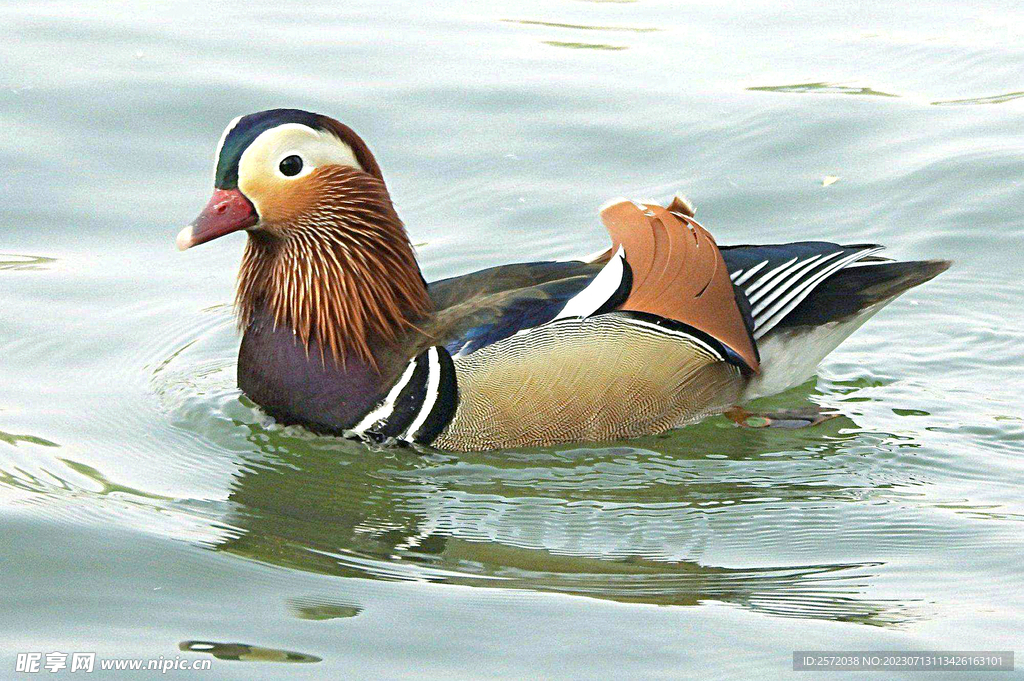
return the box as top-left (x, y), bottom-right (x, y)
top-left (176, 109), bottom-right (949, 451)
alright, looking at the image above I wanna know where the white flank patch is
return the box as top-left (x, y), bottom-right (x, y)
top-left (553, 246), bottom-right (627, 321)
top-left (741, 303), bottom-right (883, 401)
top-left (402, 347), bottom-right (441, 440)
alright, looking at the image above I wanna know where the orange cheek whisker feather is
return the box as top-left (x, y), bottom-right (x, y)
top-left (234, 166), bottom-right (432, 371)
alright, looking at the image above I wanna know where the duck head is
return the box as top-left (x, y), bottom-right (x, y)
top-left (177, 109), bottom-right (431, 367)
top-left (176, 109), bottom-right (386, 250)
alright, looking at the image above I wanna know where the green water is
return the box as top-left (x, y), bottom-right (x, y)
top-left (2, 1), bottom-right (1023, 678)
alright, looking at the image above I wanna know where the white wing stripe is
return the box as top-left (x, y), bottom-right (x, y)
top-left (731, 259), bottom-right (769, 286)
top-left (753, 247), bottom-right (885, 339)
top-left (750, 252), bottom-right (841, 313)
top-left (744, 257), bottom-right (798, 296)
top-left (844, 259), bottom-right (892, 267)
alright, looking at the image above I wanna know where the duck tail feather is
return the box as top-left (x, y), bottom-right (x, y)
top-left (775, 258), bottom-right (951, 329)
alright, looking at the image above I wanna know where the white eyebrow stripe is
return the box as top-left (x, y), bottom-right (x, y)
top-left (213, 115), bottom-right (243, 180)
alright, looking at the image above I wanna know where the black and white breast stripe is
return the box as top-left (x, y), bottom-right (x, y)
top-left (729, 245), bottom-right (885, 339)
top-left (348, 346), bottom-right (458, 445)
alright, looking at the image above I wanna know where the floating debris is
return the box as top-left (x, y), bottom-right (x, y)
top-left (288, 597), bottom-right (363, 621)
top-left (0, 253), bottom-right (57, 271)
top-left (0, 429), bottom-right (59, 448)
top-left (932, 91), bottom-right (1024, 106)
top-left (748, 82), bottom-right (899, 98)
top-left (543, 41), bottom-right (627, 51)
top-left (180, 640), bottom-right (321, 663)
top-left (503, 19), bottom-right (657, 32)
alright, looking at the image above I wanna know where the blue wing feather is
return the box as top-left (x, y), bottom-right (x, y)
top-left (426, 261), bottom-right (603, 357)
top-left (442, 275), bottom-right (594, 356)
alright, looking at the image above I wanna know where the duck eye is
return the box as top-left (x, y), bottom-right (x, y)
top-left (279, 155), bottom-right (303, 177)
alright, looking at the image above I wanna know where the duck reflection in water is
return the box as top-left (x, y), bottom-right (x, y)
top-left (199, 403), bottom-right (917, 628)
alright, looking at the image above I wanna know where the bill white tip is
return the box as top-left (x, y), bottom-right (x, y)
top-left (175, 225), bottom-right (194, 251)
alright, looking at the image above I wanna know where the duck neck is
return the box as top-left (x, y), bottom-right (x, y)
top-left (235, 198), bottom-right (432, 370)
